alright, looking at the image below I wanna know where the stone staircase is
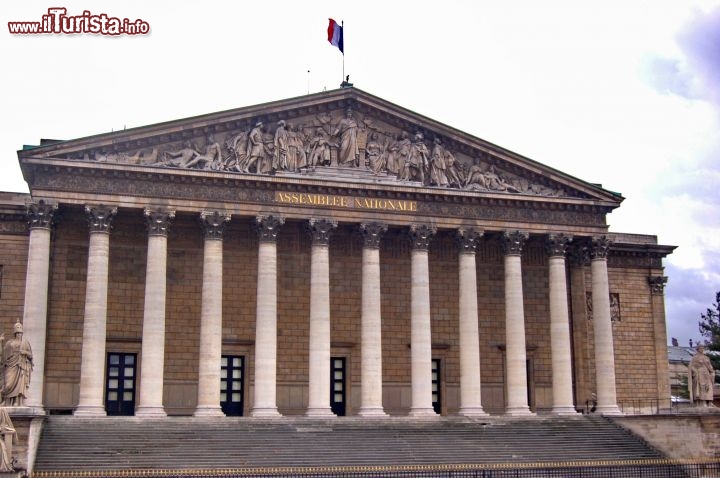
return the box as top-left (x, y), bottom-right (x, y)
top-left (32, 415), bottom-right (667, 474)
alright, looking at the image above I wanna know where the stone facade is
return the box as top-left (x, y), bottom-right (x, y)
top-left (1, 88), bottom-right (675, 418)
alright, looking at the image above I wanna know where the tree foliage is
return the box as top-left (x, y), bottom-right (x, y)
top-left (699, 291), bottom-right (720, 348)
top-left (698, 290), bottom-right (720, 375)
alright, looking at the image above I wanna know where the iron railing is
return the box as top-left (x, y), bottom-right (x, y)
top-left (30, 458), bottom-right (720, 477)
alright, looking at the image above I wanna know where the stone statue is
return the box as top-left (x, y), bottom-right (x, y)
top-left (332, 108), bottom-right (360, 167)
top-left (0, 408), bottom-right (16, 472)
top-left (1, 322), bottom-right (33, 407)
top-left (689, 345), bottom-right (715, 407)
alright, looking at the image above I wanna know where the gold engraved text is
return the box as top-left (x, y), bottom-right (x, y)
top-left (275, 192), bottom-right (417, 212)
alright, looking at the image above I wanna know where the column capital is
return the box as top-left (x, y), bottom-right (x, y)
top-left (569, 243), bottom-right (590, 266)
top-left (648, 276), bottom-right (668, 295)
top-left (85, 205), bottom-right (117, 234)
top-left (590, 236), bottom-right (612, 260)
top-left (502, 230), bottom-right (529, 256)
top-left (144, 209), bottom-right (175, 237)
top-left (307, 218), bottom-right (337, 246)
top-left (26, 200), bottom-right (58, 230)
top-left (457, 228), bottom-right (483, 254)
top-left (200, 210), bottom-right (231, 240)
top-left (409, 224), bottom-right (436, 251)
top-left (545, 233), bottom-right (573, 257)
top-left (359, 222), bottom-right (387, 249)
top-left (256, 215), bottom-right (284, 243)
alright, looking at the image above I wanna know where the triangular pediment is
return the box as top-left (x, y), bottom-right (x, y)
top-left (18, 87), bottom-right (622, 206)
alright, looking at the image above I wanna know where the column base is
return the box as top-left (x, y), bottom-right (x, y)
top-left (458, 407), bottom-right (489, 418)
top-left (409, 407), bottom-right (438, 418)
top-left (305, 407), bottom-right (336, 418)
top-left (357, 407), bottom-right (388, 418)
top-left (193, 406), bottom-right (225, 417)
top-left (73, 405), bottom-right (107, 417)
top-left (551, 406), bottom-right (579, 416)
top-left (595, 405), bottom-right (623, 416)
top-left (135, 406), bottom-right (167, 418)
top-left (505, 406), bottom-right (535, 417)
top-left (250, 407), bottom-right (282, 418)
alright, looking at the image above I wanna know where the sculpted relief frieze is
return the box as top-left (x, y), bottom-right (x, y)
top-left (58, 108), bottom-right (573, 199)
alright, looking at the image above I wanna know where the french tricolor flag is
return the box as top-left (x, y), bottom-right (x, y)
top-left (327, 18), bottom-right (344, 54)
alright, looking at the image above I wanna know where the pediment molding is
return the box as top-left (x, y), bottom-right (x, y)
top-left (19, 88), bottom-right (623, 206)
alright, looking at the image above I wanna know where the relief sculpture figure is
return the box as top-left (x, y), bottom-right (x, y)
top-left (273, 120), bottom-right (289, 171)
top-left (227, 131), bottom-right (248, 172)
top-left (689, 345), bottom-right (715, 407)
top-left (307, 128), bottom-right (332, 168)
top-left (399, 132), bottom-right (429, 183)
top-left (428, 137), bottom-right (449, 187)
top-left (287, 123), bottom-right (306, 171)
top-left (366, 132), bottom-right (386, 174)
top-left (241, 122), bottom-right (266, 174)
top-left (2, 321), bottom-right (33, 407)
top-left (162, 141), bottom-right (199, 168)
top-left (445, 149), bottom-right (464, 187)
top-left (186, 135), bottom-right (223, 170)
top-left (332, 108), bottom-right (360, 167)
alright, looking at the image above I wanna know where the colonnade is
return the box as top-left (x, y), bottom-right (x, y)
top-left (21, 203), bottom-right (621, 417)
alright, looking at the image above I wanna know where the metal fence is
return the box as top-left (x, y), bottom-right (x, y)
top-left (31, 459), bottom-right (720, 477)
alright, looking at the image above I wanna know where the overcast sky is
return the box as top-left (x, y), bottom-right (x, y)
top-left (2, 1), bottom-right (719, 346)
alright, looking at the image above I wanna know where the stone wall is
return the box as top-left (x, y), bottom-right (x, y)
top-left (614, 414), bottom-right (720, 459)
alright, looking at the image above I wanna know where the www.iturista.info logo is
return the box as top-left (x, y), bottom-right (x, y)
top-left (8, 8), bottom-right (150, 35)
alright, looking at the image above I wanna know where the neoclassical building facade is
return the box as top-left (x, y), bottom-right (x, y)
top-left (0, 87), bottom-right (674, 418)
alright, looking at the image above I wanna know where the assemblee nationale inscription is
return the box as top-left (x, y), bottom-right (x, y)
top-left (276, 191), bottom-right (418, 212)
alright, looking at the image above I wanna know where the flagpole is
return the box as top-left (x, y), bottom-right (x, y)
top-left (341, 20), bottom-right (345, 84)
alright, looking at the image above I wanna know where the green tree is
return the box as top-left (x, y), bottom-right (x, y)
top-left (698, 290), bottom-right (720, 379)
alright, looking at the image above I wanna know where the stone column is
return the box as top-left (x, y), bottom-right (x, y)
top-left (251, 215), bottom-right (284, 417)
top-left (546, 234), bottom-right (578, 415)
top-left (194, 211), bottom-right (231, 417)
top-left (358, 222), bottom-right (388, 417)
top-left (409, 224), bottom-right (437, 417)
top-left (649, 276), bottom-right (671, 410)
top-left (306, 218), bottom-right (337, 417)
top-left (569, 247), bottom-right (592, 410)
top-left (590, 236), bottom-right (622, 415)
top-left (457, 228), bottom-right (488, 417)
top-left (136, 209), bottom-right (174, 418)
top-left (23, 201), bottom-right (57, 411)
top-left (502, 230), bottom-right (533, 416)
top-left (75, 205), bottom-right (117, 417)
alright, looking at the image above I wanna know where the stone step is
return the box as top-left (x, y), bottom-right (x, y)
top-left (34, 415), bottom-right (665, 473)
